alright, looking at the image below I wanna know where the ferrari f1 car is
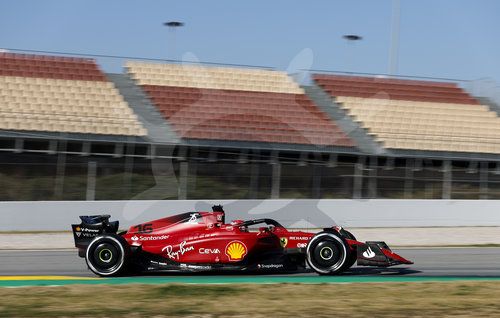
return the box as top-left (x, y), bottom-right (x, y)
top-left (71, 205), bottom-right (412, 276)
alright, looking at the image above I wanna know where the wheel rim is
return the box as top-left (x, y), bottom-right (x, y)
top-left (92, 243), bottom-right (119, 269)
top-left (86, 237), bottom-right (125, 276)
top-left (312, 240), bottom-right (341, 267)
top-left (319, 246), bottom-right (334, 261)
top-left (307, 233), bottom-right (347, 274)
top-left (98, 248), bottom-right (113, 263)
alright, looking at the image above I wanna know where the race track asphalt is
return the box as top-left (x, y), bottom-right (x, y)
top-left (1, 247), bottom-right (500, 278)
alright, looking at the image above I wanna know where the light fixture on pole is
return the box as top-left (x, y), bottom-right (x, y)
top-left (343, 35), bottom-right (362, 41)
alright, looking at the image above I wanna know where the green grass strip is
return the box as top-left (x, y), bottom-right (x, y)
top-left (2, 275), bottom-right (500, 287)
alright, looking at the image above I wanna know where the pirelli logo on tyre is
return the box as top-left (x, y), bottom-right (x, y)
top-left (225, 241), bottom-right (247, 262)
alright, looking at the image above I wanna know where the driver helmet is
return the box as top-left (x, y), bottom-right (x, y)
top-left (231, 220), bottom-right (248, 232)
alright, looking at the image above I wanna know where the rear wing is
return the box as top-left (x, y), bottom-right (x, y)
top-left (71, 215), bottom-right (119, 257)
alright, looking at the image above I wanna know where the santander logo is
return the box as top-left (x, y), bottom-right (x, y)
top-left (362, 246), bottom-right (376, 259)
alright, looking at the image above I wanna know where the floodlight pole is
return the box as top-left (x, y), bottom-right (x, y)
top-left (389, 0), bottom-right (400, 75)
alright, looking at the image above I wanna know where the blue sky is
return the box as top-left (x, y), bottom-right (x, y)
top-left (1, 0), bottom-right (500, 84)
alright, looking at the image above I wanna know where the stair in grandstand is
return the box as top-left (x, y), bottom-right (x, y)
top-left (107, 73), bottom-right (180, 143)
top-left (303, 85), bottom-right (386, 154)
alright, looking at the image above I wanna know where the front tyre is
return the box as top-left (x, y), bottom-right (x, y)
top-left (306, 231), bottom-right (351, 275)
top-left (343, 230), bottom-right (358, 270)
top-left (85, 234), bottom-right (129, 276)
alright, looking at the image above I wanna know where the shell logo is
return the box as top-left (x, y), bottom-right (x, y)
top-left (225, 241), bottom-right (247, 261)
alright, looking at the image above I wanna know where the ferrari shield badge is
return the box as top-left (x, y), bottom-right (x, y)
top-left (280, 237), bottom-right (288, 248)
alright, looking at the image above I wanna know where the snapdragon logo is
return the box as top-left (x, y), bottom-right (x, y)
top-left (257, 264), bottom-right (284, 270)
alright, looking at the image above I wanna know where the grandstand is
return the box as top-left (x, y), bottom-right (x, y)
top-left (0, 53), bottom-right (147, 136)
top-left (125, 61), bottom-right (354, 148)
top-left (312, 74), bottom-right (500, 154)
top-left (1, 51), bottom-right (500, 201)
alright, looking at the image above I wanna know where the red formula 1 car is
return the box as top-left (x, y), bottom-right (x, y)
top-left (71, 205), bottom-right (412, 276)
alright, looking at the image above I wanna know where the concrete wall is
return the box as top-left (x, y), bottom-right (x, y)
top-left (2, 199), bottom-right (500, 231)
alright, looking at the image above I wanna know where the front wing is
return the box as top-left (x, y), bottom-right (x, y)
top-left (352, 241), bottom-right (413, 267)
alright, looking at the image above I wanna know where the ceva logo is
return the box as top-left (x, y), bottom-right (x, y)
top-left (225, 241), bottom-right (247, 261)
top-left (199, 248), bottom-right (220, 254)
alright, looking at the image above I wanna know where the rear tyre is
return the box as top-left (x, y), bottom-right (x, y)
top-left (306, 231), bottom-right (351, 275)
top-left (85, 234), bottom-right (129, 276)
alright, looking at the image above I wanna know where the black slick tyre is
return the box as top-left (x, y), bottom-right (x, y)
top-left (343, 230), bottom-right (358, 270)
top-left (306, 231), bottom-right (352, 275)
top-left (85, 234), bottom-right (129, 276)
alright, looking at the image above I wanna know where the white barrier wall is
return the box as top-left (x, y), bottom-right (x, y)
top-left (1, 199), bottom-right (500, 231)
